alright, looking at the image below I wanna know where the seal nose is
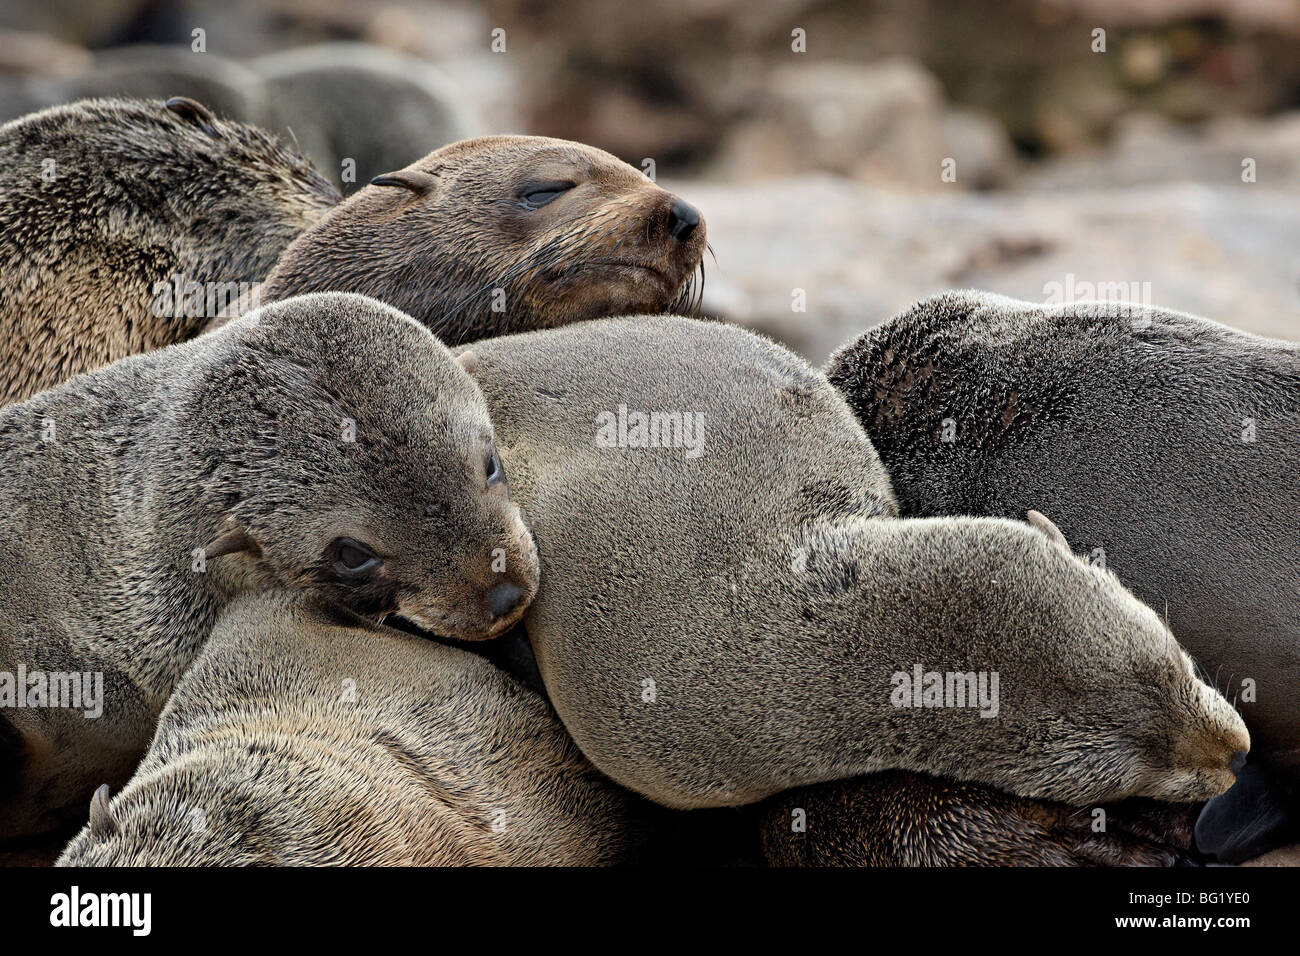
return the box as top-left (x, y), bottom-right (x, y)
top-left (1229, 749), bottom-right (1248, 776)
top-left (488, 581), bottom-right (524, 618)
top-left (667, 199), bottom-right (700, 242)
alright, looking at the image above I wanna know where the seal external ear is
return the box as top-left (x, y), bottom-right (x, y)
top-left (89, 784), bottom-right (119, 840)
top-left (164, 96), bottom-right (218, 137)
top-left (1026, 509), bottom-right (1071, 552)
top-left (203, 527), bottom-right (257, 560)
top-left (456, 350), bottom-right (478, 375)
top-left (369, 170), bottom-right (438, 194)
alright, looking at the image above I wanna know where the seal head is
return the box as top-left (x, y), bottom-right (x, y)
top-left (182, 292), bottom-right (540, 640)
top-left (261, 135), bottom-right (707, 342)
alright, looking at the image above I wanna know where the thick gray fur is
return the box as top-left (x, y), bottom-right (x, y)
top-left (0, 96), bottom-right (339, 404)
top-left (0, 291), bottom-right (535, 839)
top-left (57, 590), bottom-right (637, 866)
top-left (465, 315), bottom-right (1247, 811)
top-left (826, 290), bottom-right (1298, 780)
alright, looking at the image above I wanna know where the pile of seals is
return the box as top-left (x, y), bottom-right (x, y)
top-left (0, 97), bottom-right (1292, 867)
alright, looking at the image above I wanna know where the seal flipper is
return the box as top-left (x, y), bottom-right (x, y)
top-left (1195, 760), bottom-right (1297, 863)
top-left (88, 784), bottom-right (120, 841)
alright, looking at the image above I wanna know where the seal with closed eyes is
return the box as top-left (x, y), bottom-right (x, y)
top-left (0, 291), bottom-right (538, 841)
top-left (57, 590), bottom-right (638, 867)
top-left (0, 96), bottom-right (339, 406)
top-left (822, 289), bottom-right (1299, 864)
top-left (827, 290), bottom-right (1299, 782)
top-left (259, 135), bottom-right (707, 344)
top-left (461, 315), bottom-right (1248, 813)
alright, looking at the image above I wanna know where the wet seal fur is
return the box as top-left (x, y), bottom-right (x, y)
top-left (260, 135), bottom-right (707, 344)
top-left (464, 315), bottom-right (1248, 812)
top-left (0, 291), bottom-right (537, 840)
top-left (823, 289), bottom-right (1297, 864)
top-left (0, 97), bottom-right (339, 405)
top-left (57, 590), bottom-right (635, 866)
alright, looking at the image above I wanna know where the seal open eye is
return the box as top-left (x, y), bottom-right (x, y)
top-left (485, 449), bottom-right (506, 487)
top-left (520, 182), bottom-right (574, 209)
top-left (328, 537), bottom-right (382, 578)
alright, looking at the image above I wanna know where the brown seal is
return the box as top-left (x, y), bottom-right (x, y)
top-left (462, 316), bottom-right (1248, 814)
top-left (57, 591), bottom-right (639, 866)
top-left (260, 135), bottom-right (707, 344)
top-left (0, 97), bottom-right (339, 405)
top-left (0, 291), bottom-right (537, 841)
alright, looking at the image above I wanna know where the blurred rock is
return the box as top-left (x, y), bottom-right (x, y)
top-left (478, 0), bottom-right (1300, 163)
top-left (1024, 110), bottom-right (1300, 190)
top-left (363, 1), bottom-right (523, 133)
top-left (0, 28), bottom-right (91, 75)
top-left (710, 58), bottom-right (1017, 189)
top-left (21, 45), bottom-right (267, 122)
top-left (713, 59), bottom-right (948, 188)
top-left (0, 0), bottom-right (150, 46)
top-left (482, 0), bottom-right (820, 161)
top-left (681, 175), bottom-right (1300, 363)
top-left (1063, 0), bottom-right (1300, 30)
top-left (0, 40), bottom-right (484, 192)
top-left (942, 109), bottom-right (1018, 189)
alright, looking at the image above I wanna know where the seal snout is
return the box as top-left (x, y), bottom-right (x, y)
top-left (1229, 748), bottom-right (1249, 777)
top-left (667, 198), bottom-right (700, 242)
top-left (488, 580), bottom-right (524, 618)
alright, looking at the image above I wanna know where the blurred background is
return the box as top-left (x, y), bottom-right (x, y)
top-left (1, 0), bottom-right (1297, 359)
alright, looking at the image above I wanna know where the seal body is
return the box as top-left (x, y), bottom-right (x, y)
top-left (826, 290), bottom-right (1299, 781)
top-left (0, 292), bottom-right (538, 839)
top-left (261, 135), bottom-right (707, 344)
top-left (0, 97), bottom-right (339, 405)
top-left (465, 315), bottom-right (1247, 811)
top-left (761, 771), bottom-right (1200, 866)
top-left (57, 591), bottom-right (638, 866)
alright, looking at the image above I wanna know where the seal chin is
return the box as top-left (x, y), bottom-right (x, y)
top-left (545, 261), bottom-right (675, 299)
top-left (1138, 766), bottom-right (1240, 802)
top-left (394, 602), bottom-right (529, 643)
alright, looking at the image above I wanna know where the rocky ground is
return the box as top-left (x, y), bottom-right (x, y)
top-left (678, 167), bottom-right (1300, 365)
